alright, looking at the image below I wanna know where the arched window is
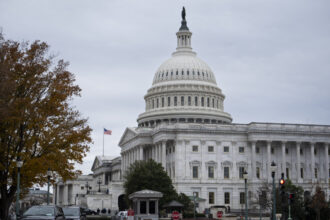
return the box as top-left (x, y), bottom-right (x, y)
top-left (195, 96), bottom-right (198, 106)
top-left (187, 70), bottom-right (189, 75)
top-left (201, 97), bottom-right (204, 107)
top-left (152, 99), bottom-right (154, 109)
top-left (182, 70), bottom-right (184, 75)
top-left (174, 97), bottom-right (177, 106)
top-left (166, 72), bottom-right (168, 76)
top-left (176, 70), bottom-right (178, 75)
top-left (188, 96), bottom-right (191, 106)
top-left (157, 98), bottom-right (159, 108)
top-left (162, 97), bottom-right (164, 107)
top-left (181, 96), bottom-right (184, 106)
top-left (207, 98), bottom-right (210, 107)
top-left (212, 99), bottom-right (215, 108)
top-left (168, 97), bottom-right (171, 106)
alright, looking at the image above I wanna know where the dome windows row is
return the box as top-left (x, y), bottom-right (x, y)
top-left (146, 95), bottom-right (224, 110)
top-left (154, 69), bottom-right (215, 83)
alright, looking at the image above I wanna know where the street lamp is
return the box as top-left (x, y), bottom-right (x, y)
top-left (271, 161), bottom-right (277, 220)
top-left (16, 158), bottom-right (23, 218)
top-left (85, 181), bottom-right (89, 194)
top-left (97, 177), bottom-right (102, 192)
top-left (47, 168), bottom-right (52, 205)
top-left (243, 170), bottom-right (248, 220)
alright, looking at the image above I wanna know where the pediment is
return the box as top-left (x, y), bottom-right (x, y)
top-left (119, 127), bottom-right (138, 146)
top-left (91, 157), bottom-right (101, 171)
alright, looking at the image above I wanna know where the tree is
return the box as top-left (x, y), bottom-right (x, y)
top-left (124, 159), bottom-right (178, 208)
top-left (0, 34), bottom-right (92, 219)
top-left (309, 186), bottom-right (328, 220)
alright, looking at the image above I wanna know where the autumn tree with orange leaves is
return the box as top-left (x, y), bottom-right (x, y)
top-left (0, 33), bottom-right (92, 219)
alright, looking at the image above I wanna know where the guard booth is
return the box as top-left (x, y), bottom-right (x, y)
top-left (129, 189), bottom-right (163, 220)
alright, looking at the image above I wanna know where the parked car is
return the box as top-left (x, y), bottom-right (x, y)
top-left (20, 205), bottom-right (66, 220)
top-left (83, 208), bottom-right (97, 215)
top-left (116, 211), bottom-right (127, 220)
top-left (62, 207), bottom-right (86, 220)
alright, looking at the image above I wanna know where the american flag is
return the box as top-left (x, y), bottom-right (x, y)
top-left (104, 128), bottom-right (112, 135)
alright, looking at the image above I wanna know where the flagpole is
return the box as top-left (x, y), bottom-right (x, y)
top-left (103, 129), bottom-right (104, 156)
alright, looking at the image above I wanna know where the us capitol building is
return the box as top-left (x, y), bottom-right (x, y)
top-left (55, 9), bottom-right (330, 212)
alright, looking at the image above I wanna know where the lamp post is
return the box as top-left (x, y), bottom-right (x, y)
top-left (97, 177), bottom-right (102, 192)
top-left (47, 168), bottom-right (52, 205)
top-left (16, 158), bottom-right (23, 218)
top-left (85, 181), bottom-right (89, 194)
top-left (271, 161), bottom-right (277, 220)
top-left (243, 170), bottom-right (248, 220)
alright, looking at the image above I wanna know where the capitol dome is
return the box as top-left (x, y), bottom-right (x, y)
top-left (137, 9), bottom-right (232, 127)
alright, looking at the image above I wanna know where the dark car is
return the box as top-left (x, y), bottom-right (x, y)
top-left (62, 207), bottom-right (86, 220)
top-left (83, 208), bottom-right (97, 215)
top-left (20, 205), bottom-right (66, 220)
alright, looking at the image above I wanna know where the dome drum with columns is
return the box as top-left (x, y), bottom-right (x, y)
top-left (137, 9), bottom-right (232, 127)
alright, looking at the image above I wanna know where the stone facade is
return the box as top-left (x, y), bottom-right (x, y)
top-left (118, 10), bottom-right (330, 212)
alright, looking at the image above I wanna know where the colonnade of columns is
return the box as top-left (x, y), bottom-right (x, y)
top-left (250, 140), bottom-right (329, 184)
top-left (121, 141), bottom-right (168, 175)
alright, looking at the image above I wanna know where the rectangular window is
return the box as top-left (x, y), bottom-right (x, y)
top-left (314, 168), bottom-right (318, 178)
top-left (239, 167), bottom-right (245, 179)
top-left (149, 201), bottom-right (156, 214)
top-left (81, 186), bottom-right (84, 190)
top-left (201, 97), bottom-right (204, 106)
top-left (193, 192), bottom-right (199, 198)
top-left (157, 98), bottom-right (159, 108)
top-left (152, 100), bottom-right (154, 109)
top-left (224, 192), bottom-right (230, 204)
top-left (285, 148), bottom-right (289, 154)
top-left (209, 192), bottom-right (215, 204)
top-left (224, 167), bottom-right (230, 179)
top-left (192, 145), bottom-right (198, 152)
top-left (239, 147), bottom-right (244, 153)
top-left (212, 99), bottom-right (215, 108)
top-left (193, 166), bottom-right (198, 178)
top-left (286, 167), bottom-right (290, 179)
top-left (208, 146), bottom-right (214, 152)
top-left (224, 146), bottom-right (229, 152)
top-left (208, 166), bottom-right (214, 178)
top-left (195, 96), bottom-right (198, 106)
top-left (271, 147), bottom-right (274, 154)
top-left (314, 148), bottom-right (317, 155)
top-left (300, 148), bottom-right (303, 155)
top-left (188, 96), bottom-right (191, 106)
top-left (328, 148), bottom-right (330, 155)
top-left (174, 97), bottom-right (177, 106)
top-left (300, 168), bottom-right (304, 178)
top-left (140, 201), bottom-right (147, 214)
top-left (256, 167), bottom-right (260, 179)
top-left (207, 98), bottom-right (210, 107)
top-left (240, 192), bottom-right (245, 204)
top-left (162, 97), bottom-right (164, 107)
top-left (181, 96), bottom-right (184, 106)
top-left (168, 97), bottom-right (171, 106)
top-left (256, 146), bottom-right (260, 154)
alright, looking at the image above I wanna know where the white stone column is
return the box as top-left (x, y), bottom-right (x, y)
top-left (325, 143), bottom-right (329, 184)
top-left (162, 141), bottom-right (166, 169)
top-left (251, 141), bottom-right (256, 180)
top-left (267, 141), bottom-right (272, 182)
top-left (140, 146), bottom-right (143, 161)
top-left (282, 141), bottom-right (286, 175)
top-left (296, 142), bottom-right (301, 182)
top-left (311, 142), bottom-right (315, 180)
top-left (64, 185), bottom-right (68, 205)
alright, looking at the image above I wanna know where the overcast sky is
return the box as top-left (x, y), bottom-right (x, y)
top-left (1, 0), bottom-right (330, 175)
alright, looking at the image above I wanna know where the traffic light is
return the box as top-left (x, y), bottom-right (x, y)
top-left (280, 173), bottom-right (286, 203)
top-left (288, 193), bottom-right (294, 204)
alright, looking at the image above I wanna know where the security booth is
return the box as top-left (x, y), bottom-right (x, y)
top-left (163, 200), bottom-right (184, 219)
top-left (129, 189), bottom-right (163, 220)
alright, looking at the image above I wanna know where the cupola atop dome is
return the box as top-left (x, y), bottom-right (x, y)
top-left (137, 8), bottom-right (232, 127)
